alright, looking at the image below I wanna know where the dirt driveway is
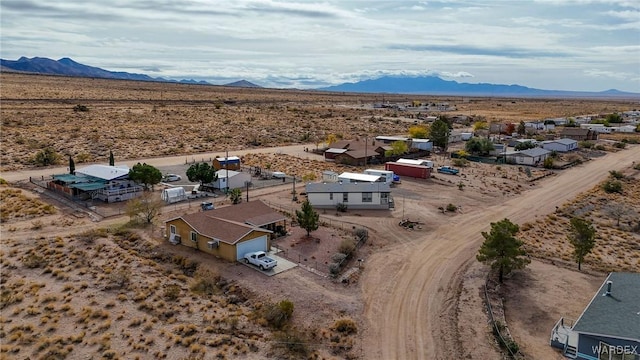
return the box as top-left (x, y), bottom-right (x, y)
top-left (359, 145), bottom-right (639, 360)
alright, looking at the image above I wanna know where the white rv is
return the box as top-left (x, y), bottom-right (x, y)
top-left (364, 169), bottom-right (394, 185)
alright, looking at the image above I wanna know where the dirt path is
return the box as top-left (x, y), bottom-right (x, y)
top-left (360, 146), bottom-right (639, 359)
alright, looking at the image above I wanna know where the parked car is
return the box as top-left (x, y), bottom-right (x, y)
top-left (243, 251), bottom-right (277, 270)
top-left (164, 174), bottom-right (181, 182)
top-left (201, 201), bottom-right (214, 211)
top-left (436, 166), bottom-right (459, 175)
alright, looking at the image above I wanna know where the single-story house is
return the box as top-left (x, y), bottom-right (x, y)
top-left (375, 135), bottom-right (411, 144)
top-left (48, 164), bottom-right (143, 202)
top-left (541, 138), bottom-right (578, 152)
top-left (305, 182), bottom-right (392, 209)
top-left (561, 128), bottom-right (599, 141)
top-left (212, 169), bottom-right (251, 190)
top-left (550, 272), bottom-right (640, 360)
top-left (504, 148), bottom-right (551, 166)
top-left (165, 200), bottom-right (287, 261)
top-left (449, 132), bottom-right (463, 143)
top-left (610, 125), bottom-right (637, 133)
top-left (212, 156), bottom-right (241, 171)
top-left (337, 172), bottom-right (382, 183)
top-left (409, 138), bottom-right (433, 151)
top-left (324, 138), bottom-right (387, 165)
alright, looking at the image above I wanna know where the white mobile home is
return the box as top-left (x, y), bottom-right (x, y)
top-left (337, 172), bottom-right (382, 183)
top-left (504, 148), bottom-right (551, 166)
top-left (213, 170), bottom-right (252, 190)
top-left (540, 138), bottom-right (578, 153)
top-left (409, 138), bottom-right (433, 151)
top-left (305, 182), bottom-right (392, 209)
top-left (364, 169), bottom-right (394, 184)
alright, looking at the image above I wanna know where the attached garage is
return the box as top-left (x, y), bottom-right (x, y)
top-left (236, 235), bottom-right (268, 260)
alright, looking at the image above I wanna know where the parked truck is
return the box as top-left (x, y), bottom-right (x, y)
top-left (436, 166), bottom-right (459, 175)
top-left (243, 251), bottom-right (277, 270)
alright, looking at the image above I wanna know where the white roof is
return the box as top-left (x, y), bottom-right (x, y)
top-left (410, 138), bottom-right (431, 143)
top-left (215, 169), bottom-right (241, 178)
top-left (396, 158), bottom-right (433, 166)
top-left (215, 156), bottom-right (240, 161)
top-left (325, 148), bottom-right (349, 154)
top-left (338, 172), bottom-right (381, 182)
top-left (76, 164), bottom-right (130, 181)
top-left (375, 136), bottom-right (410, 141)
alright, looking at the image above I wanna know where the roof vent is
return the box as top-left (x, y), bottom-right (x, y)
top-left (603, 280), bottom-right (612, 296)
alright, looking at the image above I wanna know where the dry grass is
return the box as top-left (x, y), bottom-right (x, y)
top-left (520, 168), bottom-right (640, 272)
top-left (0, 188), bottom-right (56, 221)
top-left (1, 72), bottom-right (635, 171)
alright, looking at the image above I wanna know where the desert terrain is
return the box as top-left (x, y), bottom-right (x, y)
top-left (1, 73), bottom-right (640, 359)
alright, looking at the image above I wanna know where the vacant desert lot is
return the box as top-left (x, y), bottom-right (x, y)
top-left (2, 72), bottom-right (638, 171)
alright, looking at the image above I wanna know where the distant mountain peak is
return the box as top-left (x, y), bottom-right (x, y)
top-left (224, 80), bottom-right (262, 88)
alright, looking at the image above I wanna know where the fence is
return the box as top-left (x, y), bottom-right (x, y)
top-left (483, 274), bottom-right (524, 359)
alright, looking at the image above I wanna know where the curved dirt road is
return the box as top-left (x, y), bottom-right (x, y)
top-left (361, 146), bottom-right (639, 360)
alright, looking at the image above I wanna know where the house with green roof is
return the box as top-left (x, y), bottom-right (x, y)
top-left (550, 272), bottom-right (640, 359)
top-left (48, 164), bottom-right (143, 203)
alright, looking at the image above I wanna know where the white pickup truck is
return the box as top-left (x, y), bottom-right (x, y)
top-left (243, 251), bottom-right (277, 270)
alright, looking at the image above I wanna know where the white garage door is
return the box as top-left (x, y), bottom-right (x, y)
top-left (235, 235), bottom-right (268, 260)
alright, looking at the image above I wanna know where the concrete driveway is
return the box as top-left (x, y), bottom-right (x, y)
top-left (240, 252), bottom-right (297, 276)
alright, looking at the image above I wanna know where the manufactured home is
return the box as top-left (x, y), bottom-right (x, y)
top-left (305, 182), bottom-right (392, 209)
top-left (337, 172), bottom-right (382, 183)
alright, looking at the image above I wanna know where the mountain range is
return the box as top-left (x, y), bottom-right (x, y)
top-left (0, 57), bottom-right (260, 88)
top-left (2, 56), bottom-right (638, 97)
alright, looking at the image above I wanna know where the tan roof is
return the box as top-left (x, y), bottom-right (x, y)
top-left (209, 200), bottom-right (286, 226)
top-left (180, 214), bottom-right (266, 245)
top-left (560, 128), bottom-right (590, 135)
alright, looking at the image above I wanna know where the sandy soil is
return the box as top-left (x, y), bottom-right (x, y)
top-left (359, 145), bottom-right (639, 360)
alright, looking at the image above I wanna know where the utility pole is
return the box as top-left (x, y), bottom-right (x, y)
top-left (225, 149), bottom-right (229, 194)
top-left (292, 175), bottom-right (297, 201)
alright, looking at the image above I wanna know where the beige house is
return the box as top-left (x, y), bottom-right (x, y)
top-left (165, 200), bottom-right (286, 262)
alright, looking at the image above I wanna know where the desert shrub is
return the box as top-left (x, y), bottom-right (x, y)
top-left (543, 157), bottom-right (554, 169)
top-left (0, 178), bottom-right (7, 185)
top-left (73, 104), bottom-right (89, 112)
top-left (594, 144), bottom-right (606, 151)
top-left (336, 203), bottom-right (347, 212)
top-left (22, 253), bottom-right (47, 268)
top-left (190, 268), bottom-right (220, 296)
top-left (634, 163), bottom-right (640, 170)
top-left (264, 300), bottom-right (294, 329)
top-left (331, 253), bottom-right (347, 263)
top-left (332, 317), bottom-right (358, 334)
top-left (452, 158), bottom-right (468, 167)
top-left (446, 203), bottom-right (457, 212)
top-left (338, 239), bottom-right (356, 257)
top-left (32, 147), bottom-right (61, 167)
top-left (524, 167), bottom-right (532, 177)
top-left (108, 269), bottom-right (130, 289)
top-left (579, 141), bottom-right (594, 149)
top-left (609, 170), bottom-right (624, 179)
top-left (602, 180), bottom-right (623, 194)
top-left (354, 228), bottom-right (368, 243)
top-left (164, 284), bottom-right (181, 301)
top-left (613, 142), bottom-right (626, 149)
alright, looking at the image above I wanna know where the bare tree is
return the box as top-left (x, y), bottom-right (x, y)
top-left (126, 192), bottom-right (164, 225)
top-left (604, 203), bottom-right (635, 227)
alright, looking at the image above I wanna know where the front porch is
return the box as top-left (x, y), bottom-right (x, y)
top-left (550, 317), bottom-right (578, 358)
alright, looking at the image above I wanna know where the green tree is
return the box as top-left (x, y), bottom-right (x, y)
top-left (465, 137), bottom-right (495, 156)
top-left (33, 148), bottom-right (61, 166)
top-left (476, 218), bottom-right (530, 283)
top-left (408, 124), bottom-right (430, 139)
top-left (473, 121), bottom-right (488, 131)
top-left (517, 121), bottom-right (526, 135)
top-left (129, 163), bottom-right (162, 191)
top-left (567, 217), bottom-right (596, 271)
top-left (229, 188), bottom-right (242, 204)
top-left (606, 112), bottom-right (623, 124)
top-left (296, 200), bottom-right (319, 237)
top-left (514, 141), bottom-right (537, 151)
top-left (68, 155), bottom-right (75, 175)
top-left (186, 162), bottom-right (217, 185)
top-left (430, 118), bottom-right (451, 151)
top-left (109, 150), bottom-right (115, 166)
top-left (386, 140), bottom-right (408, 156)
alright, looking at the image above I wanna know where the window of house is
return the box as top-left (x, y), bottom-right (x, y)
top-left (190, 231), bottom-right (197, 242)
top-left (362, 192), bottom-right (372, 203)
top-left (343, 192), bottom-right (348, 202)
top-left (329, 193), bottom-right (333, 200)
top-left (170, 225), bottom-right (176, 234)
top-left (381, 193), bottom-right (389, 204)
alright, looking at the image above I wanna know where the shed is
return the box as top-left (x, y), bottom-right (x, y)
top-left (410, 138), bottom-right (433, 151)
top-left (213, 170), bottom-right (252, 190)
top-left (213, 156), bottom-right (241, 171)
top-left (161, 187), bottom-right (187, 204)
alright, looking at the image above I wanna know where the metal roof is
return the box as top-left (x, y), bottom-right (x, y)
top-left (306, 182), bottom-right (391, 193)
top-left (69, 182), bottom-right (107, 191)
top-left (338, 172), bottom-right (381, 182)
top-left (572, 272), bottom-right (640, 341)
top-left (76, 165), bottom-right (130, 181)
top-left (542, 138), bottom-right (578, 145)
top-left (518, 148), bottom-right (551, 157)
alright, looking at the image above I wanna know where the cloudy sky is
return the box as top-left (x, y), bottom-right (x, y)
top-left (2, 0), bottom-right (639, 92)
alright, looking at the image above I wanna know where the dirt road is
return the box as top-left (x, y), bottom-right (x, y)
top-left (0, 143), bottom-right (312, 183)
top-left (360, 146), bottom-right (639, 360)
